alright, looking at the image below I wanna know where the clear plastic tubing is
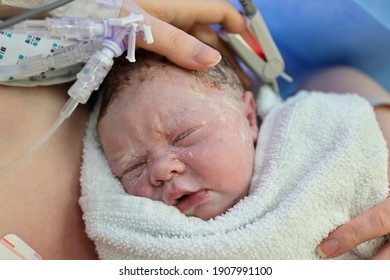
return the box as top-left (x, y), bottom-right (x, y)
top-left (0, 40), bottom-right (102, 80)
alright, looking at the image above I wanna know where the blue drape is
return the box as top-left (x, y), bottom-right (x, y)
top-left (232, 0), bottom-right (390, 98)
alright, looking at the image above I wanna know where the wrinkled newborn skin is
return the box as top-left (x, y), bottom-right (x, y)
top-left (98, 62), bottom-right (259, 220)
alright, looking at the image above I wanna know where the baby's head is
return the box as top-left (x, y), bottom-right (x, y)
top-left (97, 50), bottom-right (259, 220)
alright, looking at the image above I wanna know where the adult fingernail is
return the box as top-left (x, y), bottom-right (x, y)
top-left (317, 239), bottom-right (340, 258)
top-left (193, 44), bottom-right (221, 67)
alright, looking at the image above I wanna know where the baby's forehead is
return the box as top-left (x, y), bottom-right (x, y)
top-left (109, 57), bottom-right (244, 113)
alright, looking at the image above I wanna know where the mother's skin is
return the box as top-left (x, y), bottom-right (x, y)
top-left (0, 84), bottom-right (97, 259)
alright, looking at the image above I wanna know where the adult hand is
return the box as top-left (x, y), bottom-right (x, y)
top-left (317, 196), bottom-right (390, 259)
top-left (120, 0), bottom-right (248, 70)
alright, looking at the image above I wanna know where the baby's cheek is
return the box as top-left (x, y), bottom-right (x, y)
top-left (124, 178), bottom-right (157, 200)
top-left (182, 143), bottom-right (214, 166)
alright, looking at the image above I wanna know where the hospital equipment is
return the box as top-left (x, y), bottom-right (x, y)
top-left (0, 1), bottom-right (153, 176)
top-left (220, 0), bottom-right (292, 93)
top-left (0, 0), bottom-right (287, 176)
top-left (0, 234), bottom-right (42, 260)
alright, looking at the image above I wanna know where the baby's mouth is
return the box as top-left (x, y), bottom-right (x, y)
top-left (174, 189), bottom-right (209, 213)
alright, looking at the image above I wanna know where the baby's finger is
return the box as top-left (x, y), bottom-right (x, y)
top-left (137, 16), bottom-right (221, 70)
top-left (317, 197), bottom-right (390, 258)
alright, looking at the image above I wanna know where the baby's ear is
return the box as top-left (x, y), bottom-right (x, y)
top-left (242, 91), bottom-right (259, 142)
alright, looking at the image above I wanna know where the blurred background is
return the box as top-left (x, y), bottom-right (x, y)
top-left (231, 0), bottom-right (390, 98)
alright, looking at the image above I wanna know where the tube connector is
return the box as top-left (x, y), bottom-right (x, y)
top-left (14, 17), bottom-right (107, 41)
top-left (67, 49), bottom-right (115, 104)
top-left (65, 13), bottom-right (153, 104)
top-left (0, 40), bottom-right (102, 80)
top-left (67, 30), bottom-right (126, 104)
top-left (12, 13), bottom-right (153, 43)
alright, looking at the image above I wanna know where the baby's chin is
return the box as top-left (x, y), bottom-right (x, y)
top-left (187, 204), bottom-right (233, 221)
top-left (192, 192), bottom-right (249, 220)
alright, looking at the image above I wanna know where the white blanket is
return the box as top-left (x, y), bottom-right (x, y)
top-left (79, 89), bottom-right (389, 259)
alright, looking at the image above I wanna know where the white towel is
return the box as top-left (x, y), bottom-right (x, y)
top-left (79, 89), bottom-right (389, 259)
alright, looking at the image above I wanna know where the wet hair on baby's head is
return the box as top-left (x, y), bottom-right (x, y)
top-left (193, 57), bottom-right (244, 92)
top-left (98, 49), bottom-right (244, 121)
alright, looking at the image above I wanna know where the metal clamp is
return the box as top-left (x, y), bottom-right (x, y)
top-left (219, 0), bottom-right (292, 93)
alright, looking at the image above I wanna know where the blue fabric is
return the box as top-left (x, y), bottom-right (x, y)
top-left (232, 0), bottom-right (390, 98)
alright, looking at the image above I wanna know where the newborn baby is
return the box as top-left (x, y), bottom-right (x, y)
top-left (97, 49), bottom-right (259, 220)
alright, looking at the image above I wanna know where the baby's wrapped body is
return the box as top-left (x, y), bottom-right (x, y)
top-left (80, 89), bottom-right (389, 259)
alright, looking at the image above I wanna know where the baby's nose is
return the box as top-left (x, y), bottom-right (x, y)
top-left (149, 153), bottom-right (185, 187)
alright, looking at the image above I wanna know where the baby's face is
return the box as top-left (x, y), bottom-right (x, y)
top-left (98, 64), bottom-right (258, 220)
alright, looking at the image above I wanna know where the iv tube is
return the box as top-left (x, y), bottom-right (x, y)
top-left (0, 12), bottom-right (153, 177)
top-left (0, 97), bottom-right (79, 178)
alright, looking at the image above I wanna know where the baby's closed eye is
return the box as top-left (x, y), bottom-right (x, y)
top-left (120, 160), bottom-right (147, 183)
top-left (173, 126), bottom-right (204, 147)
